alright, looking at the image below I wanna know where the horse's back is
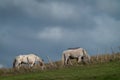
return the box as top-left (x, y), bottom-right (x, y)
top-left (63, 48), bottom-right (84, 54)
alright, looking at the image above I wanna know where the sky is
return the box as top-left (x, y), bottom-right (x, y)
top-left (0, 0), bottom-right (120, 68)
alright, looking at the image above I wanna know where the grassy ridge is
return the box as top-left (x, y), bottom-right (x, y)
top-left (0, 61), bottom-right (120, 80)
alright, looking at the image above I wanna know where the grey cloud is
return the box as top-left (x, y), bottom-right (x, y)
top-left (90, 0), bottom-right (120, 20)
top-left (0, 0), bottom-right (120, 67)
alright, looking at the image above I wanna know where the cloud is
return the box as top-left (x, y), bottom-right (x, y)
top-left (47, 2), bottom-right (79, 20)
top-left (0, 0), bottom-right (90, 21)
top-left (37, 27), bottom-right (63, 40)
top-left (0, 0), bottom-right (120, 67)
top-left (96, 0), bottom-right (120, 13)
top-left (95, 0), bottom-right (120, 19)
top-left (90, 14), bottom-right (120, 45)
top-left (0, 0), bottom-right (119, 46)
top-left (1, 0), bottom-right (78, 20)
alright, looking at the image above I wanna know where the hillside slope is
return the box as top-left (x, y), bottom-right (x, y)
top-left (0, 61), bottom-right (120, 80)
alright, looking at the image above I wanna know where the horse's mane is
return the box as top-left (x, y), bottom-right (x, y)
top-left (68, 47), bottom-right (80, 50)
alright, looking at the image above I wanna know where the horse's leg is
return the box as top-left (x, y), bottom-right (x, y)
top-left (16, 63), bottom-right (21, 70)
top-left (27, 61), bottom-right (34, 69)
top-left (27, 57), bottom-right (35, 68)
top-left (65, 56), bottom-right (69, 65)
top-left (78, 56), bottom-right (82, 63)
top-left (30, 62), bottom-right (34, 68)
top-left (15, 62), bottom-right (20, 69)
top-left (69, 59), bottom-right (73, 65)
top-left (41, 65), bottom-right (45, 70)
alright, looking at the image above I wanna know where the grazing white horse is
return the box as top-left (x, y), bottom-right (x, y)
top-left (62, 48), bottom-right (90, 65)
top-left (13, 54), bottom-right (45, 70)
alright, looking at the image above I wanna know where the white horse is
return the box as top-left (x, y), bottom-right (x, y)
top-left (62, 48), bottom-right (90, 65)
top-left (13, 54), bottom-right (45, 70)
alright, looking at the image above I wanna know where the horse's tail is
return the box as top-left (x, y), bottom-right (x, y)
top-left (13, 59), bottom-right (16, 68)
top-left (61, 53), bottom-right (65, 65)
top-left (82, 49), bottom-right (91, 62)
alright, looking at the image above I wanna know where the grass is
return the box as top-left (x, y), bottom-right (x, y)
top-left (0, 60), bottom-right (120, 80)
top-left (1, 52), bottom-right (120, 80)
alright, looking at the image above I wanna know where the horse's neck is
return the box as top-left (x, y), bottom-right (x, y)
top-left (35, 56), bottom-right (40, 61)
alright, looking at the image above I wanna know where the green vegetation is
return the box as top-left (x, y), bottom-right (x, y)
top-left (0, 53), bottom-right (120, 80)
top-left (0, 61), bottom-right (120, 80)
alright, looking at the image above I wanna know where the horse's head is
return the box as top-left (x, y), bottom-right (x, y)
top-left (37, 57), bottom-right (45, 70)
top-left (82, 55), bottom-right (91, 63)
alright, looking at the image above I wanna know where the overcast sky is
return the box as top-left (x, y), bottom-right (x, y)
top-left (0, 0), bottom-right (120, 68)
